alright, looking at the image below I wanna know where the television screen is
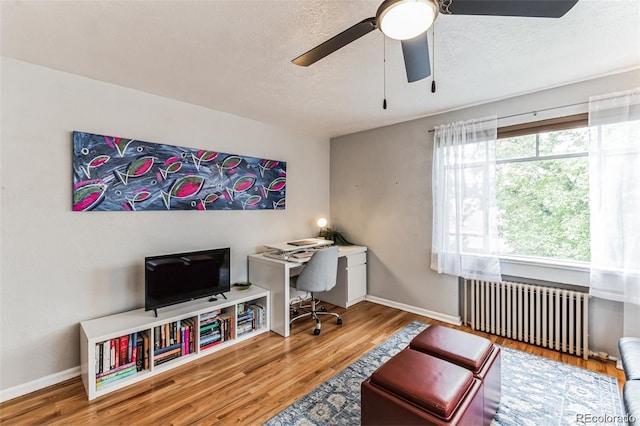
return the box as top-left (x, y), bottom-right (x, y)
top-left (145, 247), bottom-right (230, 313)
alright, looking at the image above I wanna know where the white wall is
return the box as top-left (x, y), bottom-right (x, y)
top-left (331, 69), bottom-right (640, 356)
top-left (330, 118), bottom-right (461, 321)
top-left (0, 57), bottom-right (330, 397)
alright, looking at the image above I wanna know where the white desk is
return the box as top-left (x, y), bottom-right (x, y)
top-left (248, 245), bottom-right (367, 337)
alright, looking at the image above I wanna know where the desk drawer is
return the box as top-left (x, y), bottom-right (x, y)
top-left (347, 263), bottom-right (367, 302)
top-left (347, 252), bottom-right (367, 268)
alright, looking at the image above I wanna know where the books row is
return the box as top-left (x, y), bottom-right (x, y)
top-left (94, 302), bottom-right (266, 386)
top-left (237, 304), bottom-right (266, 337)
top-left (153, 318), bottom-right (194, 350)
top-left (153, 318), bottom-right (196, 366)
top-left (199, 311), bottom-right (235, 350)
top-left (96, 363), bottom-right (137, 390)
top-left (95, 331), bottom-right (149, 386)
top-left (199, 309), bottom-right (222, 326)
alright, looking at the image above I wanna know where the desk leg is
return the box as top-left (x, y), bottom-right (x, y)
top-left (248, 258), bottom-right (290, 337)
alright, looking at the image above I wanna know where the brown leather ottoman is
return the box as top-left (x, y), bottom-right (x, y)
top-left (361, 348), bottom-right (484, 425)
top-left (409, 325), bottom-right (501, 424)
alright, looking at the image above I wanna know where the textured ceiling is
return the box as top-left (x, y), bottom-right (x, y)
top-left (1, 0), bottom-right (639, 138)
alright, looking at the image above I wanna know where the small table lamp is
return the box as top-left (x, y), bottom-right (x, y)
top-left (317, 217), bottom-right (328, 239)
top-left (317, 217), bottom-right (328, 229)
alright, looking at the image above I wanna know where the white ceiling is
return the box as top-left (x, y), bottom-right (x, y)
top-left (1, 0), bottom-right (639, 138)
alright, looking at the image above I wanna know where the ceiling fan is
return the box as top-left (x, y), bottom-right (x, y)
top-left (291, 0), bottom-right (579, 83)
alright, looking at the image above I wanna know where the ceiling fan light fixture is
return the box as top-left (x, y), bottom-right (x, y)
top-left (376, 0), bottom-right (438, 41)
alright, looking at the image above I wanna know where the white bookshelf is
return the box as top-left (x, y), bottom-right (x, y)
top-left (80, 286), bottom-right (270, 400)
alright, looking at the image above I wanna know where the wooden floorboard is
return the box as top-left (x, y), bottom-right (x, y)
top-left (0, 302), bottom-right (626, 425)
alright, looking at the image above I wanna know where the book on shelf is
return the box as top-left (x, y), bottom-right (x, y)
top-left (154, 350), bottom-right (182, 366)
top-left (102, 341), bottom-right (109, 373)
top-left (97, 366), bottom-right (137, 385)
top-left (135, 333), bottom-right (144, 371)
top-left (200, 309), bottom-right (221, 325)
top-left (142, 331), bottom-right (150, 370)
top-left (237, 320), bottom-right (254, 329)
top-left (237, 323), bottom-right (254, 336)
top-left (202, 308), bottom-right (221, 317)
top-left (172, 320), bottom-right (181, 345)
top-left (118, 335), bottom-right (128, 368)
top-left (199, 340), bottom-right (222, 351)
top-left (162, 323), bottom-right (167, 347)
top-left (181, 326), bottom-right (187, 355)
top-left (184, 317), bottom-right (196, 353)
top-left (199, 333), bottom-right (221, 346)
top-left (130, 331), bottom-right (138, 364)
top-left (200, 327), bottom-right (221, 338)
top-left (200, 323), bottom-right (220, 334)
top-left (96, 366), bottom-right (137, 389)
top-left (251, 304), bottom-right (266, 330)
top-left (218, 313), bottom-right (235, 341)
top-left (128, 332), bottom-right (136, 362)
top-left (96, 361), bottom-right (136, 379)
top-left (96, 343), bottom-right (103, 374)
top-left (237, 319), bottom-right (253, 328)
top-left (199, 321), bottom-right (220, 333)
top-left (181, 319), bottom-right (196, 355)
top-left (154, 347), bottom-right (181, 360)
top-left (237, 312), bottom-right (254, 322)
top-left (116, 340), bottom-right (121, 366)
top-left (110, 340), bottom-right (116, 370)
top-left (153, 342), bottom-right (181, 357)
top-left (154, 326), bottom-right (161, 350)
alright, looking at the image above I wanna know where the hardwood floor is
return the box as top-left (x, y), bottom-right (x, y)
top-left (0, 302), bottom-right (625, 425)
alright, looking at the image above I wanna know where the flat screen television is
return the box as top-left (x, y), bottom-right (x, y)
top-left (145, 247), bottom-right (231, 315)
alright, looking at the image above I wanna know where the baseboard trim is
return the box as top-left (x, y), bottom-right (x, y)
top-left (365, 295), bottom-right (462, 326)
top-left (0, 366), bottom-right (80, 403)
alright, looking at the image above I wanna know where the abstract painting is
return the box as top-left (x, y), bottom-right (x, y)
top-left (72, 131), bottom-right (286, 211)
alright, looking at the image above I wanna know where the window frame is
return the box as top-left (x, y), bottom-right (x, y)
top-left (495, 113), bottom-right (590, 286)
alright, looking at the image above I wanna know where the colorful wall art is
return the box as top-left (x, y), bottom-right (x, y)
top-left (72, 131), bottom-right (286, 211)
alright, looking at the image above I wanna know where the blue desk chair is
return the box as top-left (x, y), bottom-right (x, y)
top-left (289, 245), bottom-right (342, 335)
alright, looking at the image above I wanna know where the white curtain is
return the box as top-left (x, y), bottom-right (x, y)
top-left (588, 88), bottom-right (640, 305)
top-left (431, 116), bottom-right (502, 282)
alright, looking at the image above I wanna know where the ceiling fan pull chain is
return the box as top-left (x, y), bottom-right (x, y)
top-left (431, 24), bottom-right (437, 93)
top-left (383, 35), bottom-right (388, 109)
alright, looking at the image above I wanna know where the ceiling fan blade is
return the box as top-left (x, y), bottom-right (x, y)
top-left (440, 0), bottom-right (579, 18)
top-left (401, 32), bottom-right (431, 83)
top-left (292, 17), bottom-right (377, 66)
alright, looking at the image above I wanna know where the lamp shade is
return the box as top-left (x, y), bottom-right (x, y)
top-left (317, 217), bottom-right (328, 228)
top-left (376, 0), bottom-right (438, 40)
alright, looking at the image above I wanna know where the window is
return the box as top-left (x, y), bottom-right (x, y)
top-left (495, 114), bottom-right (590, 263)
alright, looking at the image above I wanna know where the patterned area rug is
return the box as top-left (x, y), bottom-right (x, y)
top-left (265, 321), bottom-right (624, 426)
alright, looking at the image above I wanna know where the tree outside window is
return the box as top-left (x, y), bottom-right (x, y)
top-left (495, 122), bottom-right (590, 262)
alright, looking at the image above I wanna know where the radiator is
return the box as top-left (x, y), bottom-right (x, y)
top-left (464, 279), bottom-right (589, 359)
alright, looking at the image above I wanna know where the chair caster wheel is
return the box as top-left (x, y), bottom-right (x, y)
top-left (313, 328), bottom-right (321, 336)
top-left (320, 306), bottom-right (327, 312)
top-left (337, 318), bottom-right (343, 325)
